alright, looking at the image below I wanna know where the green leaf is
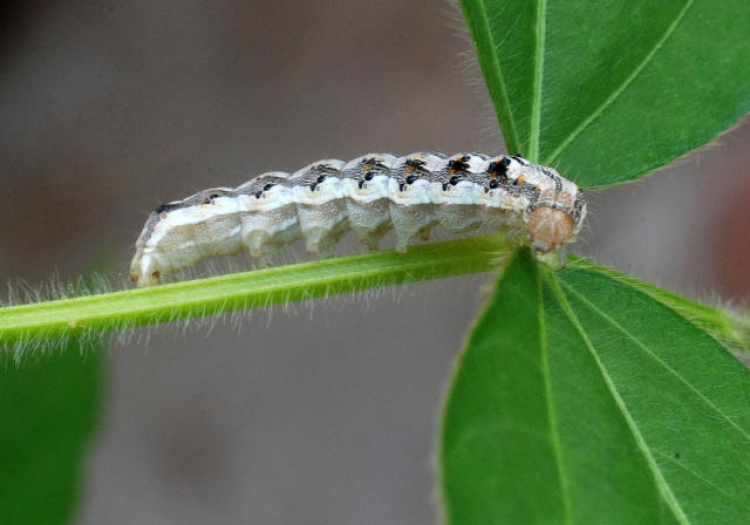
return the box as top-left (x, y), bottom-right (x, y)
top-left (459, 0), bottom-right (750, 188)
top-left (441, 248), bottom-right (750, 524)
top-left (0, 338), bottom-right (103, 524)
top-left (569, 257), bottom-right (750, 355)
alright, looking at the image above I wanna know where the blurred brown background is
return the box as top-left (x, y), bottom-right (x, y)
top-left (2, 1), bottom-right (749, 523)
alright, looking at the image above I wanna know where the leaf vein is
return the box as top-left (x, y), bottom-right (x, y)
top-left (560, 280), bottom-right (750, 443)
top-left (544, 0), bottom-right (694, 164)
top-left (652, 449), bottom-right (750, 511)
top-left (551, 276), bottom-right (690, 523)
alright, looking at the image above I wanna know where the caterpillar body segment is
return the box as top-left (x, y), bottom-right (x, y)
top-left (130, 152), bottom-right (586, 286)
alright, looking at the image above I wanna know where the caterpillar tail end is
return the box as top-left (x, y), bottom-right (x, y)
top-left (129, 250), bottom-right (162, 287)
top-left (129, 268), bottom-right (161, 287)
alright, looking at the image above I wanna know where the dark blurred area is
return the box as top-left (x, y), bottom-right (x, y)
top-left (1, 1), bottom-right (748, 523)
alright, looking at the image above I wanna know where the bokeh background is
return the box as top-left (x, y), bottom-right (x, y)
top-left (2, 1), bottom-right (749, 523)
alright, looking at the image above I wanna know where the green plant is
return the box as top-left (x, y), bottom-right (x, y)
top-left (1, 1), bottom-right (749, 523)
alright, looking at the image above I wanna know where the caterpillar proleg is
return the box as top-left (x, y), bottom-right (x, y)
top-left (130, 152), bottom-right (586, 286)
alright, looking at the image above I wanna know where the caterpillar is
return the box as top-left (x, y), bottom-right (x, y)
top-left (130, 152), bottom-right (586, 286)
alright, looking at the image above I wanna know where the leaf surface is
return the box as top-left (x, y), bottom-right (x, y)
top-left (441, 249), bottom-right (750, 524)
top-left (0, 339), bottom-right (103, 524)
top-left (459, 0), bottom-right (750, 188)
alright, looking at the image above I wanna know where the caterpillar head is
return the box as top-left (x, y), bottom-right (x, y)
top-left (527, 205), bottom-right (576, 253)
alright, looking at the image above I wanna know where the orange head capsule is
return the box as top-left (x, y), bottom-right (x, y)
top-left (527, 206), bottom-right (575, 252)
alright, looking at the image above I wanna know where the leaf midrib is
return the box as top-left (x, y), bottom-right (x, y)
top-left (549, 275), bottom-right (690, 524)
top-left (538, 265), bottom-right (574, 524)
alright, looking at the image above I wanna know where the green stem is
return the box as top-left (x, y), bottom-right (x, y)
top-left (3, 239), bottom-right (747, 356)
top-left (0, 235), bottom-right (507, 345)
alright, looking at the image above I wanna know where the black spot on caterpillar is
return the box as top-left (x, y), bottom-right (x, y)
top-left (130, 152), bottom-right (586, 286)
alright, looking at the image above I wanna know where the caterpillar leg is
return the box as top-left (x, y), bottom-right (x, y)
top-left (352, 221), bottom-right (390, 251)
top-left (246, 230), bottom-right (271, 259)
top-left (304, 224), bottom-right (349, 258)
top-left (306, 232), bottom-right (335, 258)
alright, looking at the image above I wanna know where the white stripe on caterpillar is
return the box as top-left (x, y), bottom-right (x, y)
top-left (130, 152), bottom-right (586, 286)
